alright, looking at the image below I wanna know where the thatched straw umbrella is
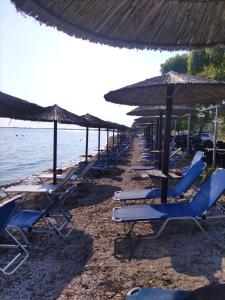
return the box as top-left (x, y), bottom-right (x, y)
top-left (11, 0), bottom-right (225, 50)
top-left (105, 71), bottom-right (225, 202)
top-left (81, 113), bottom-right (110, 162)
top-left (28, 104), bottom-right (88, 184)
top-left (129, 105), bottom-right (197, 153)
top-left (0, 91), bottom-right (44, 119)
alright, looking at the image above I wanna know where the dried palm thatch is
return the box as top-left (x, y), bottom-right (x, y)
top-left (11, 0), bottom-right (225, 50)
top-left (105, 72), bottom-right (225, 106)
top-left (29, 104), bottom-right (88, 126)
top-left (135, 115), bottom-right (178, 123)
top-left (0, 91), bottom-right (44, 120)
top-left (127, 105), bottom-right (196, 116)
top-left (81, 113), bottom-right (111, 129)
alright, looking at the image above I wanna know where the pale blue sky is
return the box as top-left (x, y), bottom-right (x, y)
top-left (0, 0), bottom-right (185, 127)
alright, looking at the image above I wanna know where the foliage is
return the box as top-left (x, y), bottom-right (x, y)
top-left (160, 54), bottom-right (188, 75)
top-left (188, 49), bottom-right (225, 80)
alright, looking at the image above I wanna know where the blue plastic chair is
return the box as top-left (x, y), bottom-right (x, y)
top-left (126, 287), bottom-right (189, 300)
top-left (114, 160), bottom-right (205, 201)
top-left (112, 168), bottom-right (225, 238)
top-left (0, 196), bottom-right (29, 275)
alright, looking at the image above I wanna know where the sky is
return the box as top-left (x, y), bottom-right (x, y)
top-left (0, 0), bottom-right (185, 128)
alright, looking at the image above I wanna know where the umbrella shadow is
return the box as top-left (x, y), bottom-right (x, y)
top-left (66, 184), bottom-right (121, 208)
top-left (114, 220), bottom-right (225, 283)
top-left (0, 229), bottom-right (93, 300)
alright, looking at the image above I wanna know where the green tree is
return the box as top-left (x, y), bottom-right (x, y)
top-left (188, 49), bottom-right (225, 80)
top-left (160, 54), bottom-right (188, 75)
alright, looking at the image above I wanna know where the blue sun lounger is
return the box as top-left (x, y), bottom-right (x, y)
top-left (114, 159), bottom-right (206, 201)
top-left (8, 186), bottom-right (76, 245)
top-left (126, 287), bottom-right (189, 300)
top-left (112, 168), bottom-right (225, 238)
top-left (0, 196), bottom-right (29, 275)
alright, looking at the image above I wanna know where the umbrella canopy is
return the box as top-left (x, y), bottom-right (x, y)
top-left (11, 0), bottom-right (225, 51)
top-left (135, 115), bottom-right (178, 123)
top-left (105, 72), bottom-right (225, 106)
top-left (0, 91), bottom-right (44, 120)
top-left (127, 105), bottom-right (196, 116)
top-left (81, 113), bottom-right (111, 128)
top-left (30, 104), bottom-right (87, 126)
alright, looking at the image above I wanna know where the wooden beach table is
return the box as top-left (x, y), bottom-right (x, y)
top-left (146, 169), bottom-right (182, 179)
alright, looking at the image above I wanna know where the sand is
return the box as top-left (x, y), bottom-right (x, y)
top-left (1, 137), bottom-right (225, 300)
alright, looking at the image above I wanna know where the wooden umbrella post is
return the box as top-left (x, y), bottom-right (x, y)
top-left (187, 114), bottom-right (191, 153)
top-left (53, 120), bottom-right (57, 185)
top-left (158, 110), bottom-right (163, 170)
top-left (156, 118), bottom-right (159, 150)
top-left (161, 85), bottom-right (174, 203)
top-left (98, 127), bottom-right (101, 159)
top-left (150, 122), bottom-right (154, 150)
top-left (113, 129), bottom-right (115, 150)
top-left (85, 126), bottom-right (89, 164)
top-left (212, 106), bottom-right (218, 168)
top-left (107, 128), bottom-right (109, 155)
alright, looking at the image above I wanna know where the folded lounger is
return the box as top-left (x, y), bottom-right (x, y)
top-left (38, 160), bottom-right (95, 183)
top-left (8, 186), bottom-right (76, 245)
top-left (3, 166), bottom-right (78, 200)
top-left (0, 196), bottom-right (29, 275)
top-left (112, 168), bottom-right (225, 238)
top-left (126, 287), bottom-right (189, 300)
top-left (114, 160), bottom-right (205, 201)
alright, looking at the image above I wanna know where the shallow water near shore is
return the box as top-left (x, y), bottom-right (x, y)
top-left (0, 127), bottom-right (108, 186)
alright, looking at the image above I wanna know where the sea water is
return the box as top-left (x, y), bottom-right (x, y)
top-left (0, 127), bottom-right (108, 186)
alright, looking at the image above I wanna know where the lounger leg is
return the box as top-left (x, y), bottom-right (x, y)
top-left (0, 228), bottom-right (29, 275)
top-left (124, 222), bottom-right (136, 238)
top-left (143, 217), bottom-right (206, 240)
top-left (143, 219), bottom-right (170, 240)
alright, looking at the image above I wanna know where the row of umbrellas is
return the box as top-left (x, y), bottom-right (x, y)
top-left (104, 71), bottom-right (225, 202)
top-left (0, 91), bottom-right (129, 184)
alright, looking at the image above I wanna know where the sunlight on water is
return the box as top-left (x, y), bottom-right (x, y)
top-left (0, 128), bottom-right (108, 185)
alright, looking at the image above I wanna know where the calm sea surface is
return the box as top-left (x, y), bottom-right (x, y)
top-left (0, 127), bottom-right (108, 186)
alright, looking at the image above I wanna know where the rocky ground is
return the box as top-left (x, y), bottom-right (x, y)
top-left (1, 137), bottom-right (225, 299)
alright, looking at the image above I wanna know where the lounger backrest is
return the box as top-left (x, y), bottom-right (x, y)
top-left (174, 160), bottom-right (206, 196)
top-left (77, 160), bottom-right (96, 178)
top-left (45, 185), bottom-right (76, 214)
top-left (190, 151), bottom-right (204, 168)
top-left (0, 197), bottom-right (19, 230)
top-left (190, 168), bottom-right (225, 216)
top-left (61, 167), bottom-right (77, 185)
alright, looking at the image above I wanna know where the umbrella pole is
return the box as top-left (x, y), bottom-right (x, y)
top-left (53, 120), bottom-right (57, 185)
top-left (151, 122), bottom-right (154, 150)
top-left (187, 114), bottom-right (191, 153)
top-left (212, 106), bottom-right (218, 168)
top-left (158, 110), bottom-right (163, 169)
top-left (161, 86), bottom-right (174, 203)
top-left (156, 118), bottom-right (159, 150)
top-left (98, 127), bottom-right (101, 159)
top-left (107, 128), bottom-right (109, 155)
top-left (113, 129), bottom-right (115, 150)
top-left (85, 126), bottom-right (89, 164)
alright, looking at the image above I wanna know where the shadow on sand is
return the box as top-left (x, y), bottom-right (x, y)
top-left (0, 229), bottom-right (93, 300)
top-left (66, 183), bottom-right (121, 208)
top-left (114, 219), bottom-right (225, 283)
